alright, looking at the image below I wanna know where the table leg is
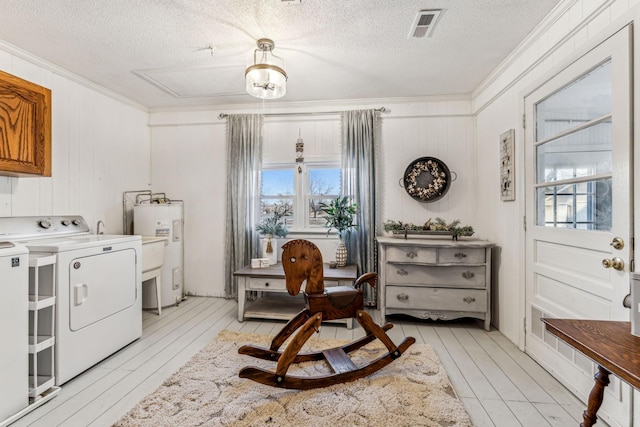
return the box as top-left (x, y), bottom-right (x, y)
top-left (237, 277), bottom-right (247, 322)
top-left (580, 365), bottom-right (610, 427)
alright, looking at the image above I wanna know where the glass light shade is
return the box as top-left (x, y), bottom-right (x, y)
top-left (245, 64), bottom-right (287, 99)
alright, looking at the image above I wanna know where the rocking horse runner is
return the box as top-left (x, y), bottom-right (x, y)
top-left (238, 239), bottom-right (415, 390)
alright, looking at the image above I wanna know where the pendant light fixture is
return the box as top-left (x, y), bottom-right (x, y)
top-left (245, 38), bottom-right (287, 99)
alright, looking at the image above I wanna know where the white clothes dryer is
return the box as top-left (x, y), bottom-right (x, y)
top-left (0, 216), bottom-right (142, 385)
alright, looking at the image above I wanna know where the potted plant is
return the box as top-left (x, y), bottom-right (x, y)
top-left (256, 204), bottom-right (289, 265)
top-left (320, 196), bottom-right (357, 267)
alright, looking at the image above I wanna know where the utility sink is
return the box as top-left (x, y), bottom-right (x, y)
top-left (141, 236), bottom-right (166, 277)
top-left (140, 236), bottom-right (166, 316)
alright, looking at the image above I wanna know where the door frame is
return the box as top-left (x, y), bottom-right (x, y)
top-left (516, 16), bottom-right (637, 351)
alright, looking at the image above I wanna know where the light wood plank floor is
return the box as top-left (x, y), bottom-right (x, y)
top-left (11, 296), bottom-right (596, 427)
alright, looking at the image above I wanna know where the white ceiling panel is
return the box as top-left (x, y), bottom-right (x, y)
top-left (0, 0), bottom-right (563, 109)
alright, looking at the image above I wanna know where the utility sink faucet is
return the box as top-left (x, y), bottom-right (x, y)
top-left (97, 220), bottom-right (105, 235)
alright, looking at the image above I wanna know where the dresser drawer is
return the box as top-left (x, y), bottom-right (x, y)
top-left (386, 264), bottom-right (486, 288)
top-left (386, 286), bottom-right (487, 312)
top-left (439, 248), bottom-right (485, 264)
top-left (248, 277), bottom-right (287, 291)
top-left (386, 246), bottom-right (437, 264)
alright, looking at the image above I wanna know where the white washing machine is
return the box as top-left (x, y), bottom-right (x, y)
top-left (0, 241), bottom-right (28, 423)
top-left (0, 216), bottom-right (142, 385)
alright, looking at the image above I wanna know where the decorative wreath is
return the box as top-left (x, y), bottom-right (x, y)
top-left (403, 157), bottom-right (451, 202)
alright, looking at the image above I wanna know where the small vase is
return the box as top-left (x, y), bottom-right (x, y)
top-left (262, 236), bottom-right (278, 265)
top-left (336, 237), bottom-right (347, 267)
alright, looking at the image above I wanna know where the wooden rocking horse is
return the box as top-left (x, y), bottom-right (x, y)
top-left (238, 239), bottom-right (415, 390)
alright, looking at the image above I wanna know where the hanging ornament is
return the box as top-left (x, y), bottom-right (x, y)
top-left (296, 129), bottom-right (304, 173)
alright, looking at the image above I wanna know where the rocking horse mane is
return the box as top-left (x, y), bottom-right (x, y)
top-left (281, 240), bottom-right (325, 295)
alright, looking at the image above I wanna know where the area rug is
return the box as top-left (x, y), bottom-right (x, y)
top-left (114, 329), bottom-right (472, 427)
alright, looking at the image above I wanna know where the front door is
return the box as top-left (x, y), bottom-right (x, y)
top-left (524, 27), bottom-right (632, 426)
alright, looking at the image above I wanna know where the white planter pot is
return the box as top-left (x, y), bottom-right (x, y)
top-left (336, 238), bottom-right (347, 267)
top-left (261, 237), bottom-right (278, 265)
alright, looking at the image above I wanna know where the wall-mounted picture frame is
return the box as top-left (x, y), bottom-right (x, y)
top-left (500, 129), bottom-right (515, 201)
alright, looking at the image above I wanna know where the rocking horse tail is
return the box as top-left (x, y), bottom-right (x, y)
top-left (354, 272), bottom-right (377, 290)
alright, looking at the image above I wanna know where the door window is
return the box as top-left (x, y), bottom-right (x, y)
top-left (534, 61), bottom-right (612, 230)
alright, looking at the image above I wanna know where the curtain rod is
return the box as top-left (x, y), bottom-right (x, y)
top-left (218, 107), bottom-right (386, 120)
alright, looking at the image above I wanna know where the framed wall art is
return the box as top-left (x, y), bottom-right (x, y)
top-left (500, 129), bottom-right (515, 201)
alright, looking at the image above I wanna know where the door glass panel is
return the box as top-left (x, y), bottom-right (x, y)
top-left (536, 61), bottom-right (611, 140)
top-left (536, 121), bottom-right (612, 184)
top-left (535, 60), bottom-right (612, 230)
top-left (536, 178), bottom-right (612, 230)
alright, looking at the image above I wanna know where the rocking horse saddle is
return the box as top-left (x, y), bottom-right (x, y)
top-left (305, 285), bottom-right (364, 320)
top-left (324, 286), bottom-right (360, 308)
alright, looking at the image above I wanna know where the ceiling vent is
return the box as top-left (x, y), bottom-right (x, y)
top-left (408, 9), bottom-right (442, 39)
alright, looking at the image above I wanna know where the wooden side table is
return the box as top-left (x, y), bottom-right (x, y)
top-left (543, 318), bottom-right (640, 427)
top-left (234, 263), bottom-right (358, 328)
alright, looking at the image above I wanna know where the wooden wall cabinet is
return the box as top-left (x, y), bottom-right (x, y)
top-left (0, 69), bottom-right (51, 177)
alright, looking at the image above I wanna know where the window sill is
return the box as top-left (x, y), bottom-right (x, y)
top-left (285, 229), bottom-right (338, 239)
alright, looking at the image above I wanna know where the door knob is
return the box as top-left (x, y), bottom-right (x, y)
top-left (610, 237), bottom-right (624, 250)
top-left (602, 257), bottom-right (624, 271)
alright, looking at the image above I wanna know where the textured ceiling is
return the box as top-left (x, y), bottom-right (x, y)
top-left (0, 0), bottom-right (562, 109)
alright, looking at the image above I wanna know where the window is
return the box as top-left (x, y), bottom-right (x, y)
top-left (534, 60), bottom-right (612, 231)
top-left (261, 162), bottom-right (341, 231)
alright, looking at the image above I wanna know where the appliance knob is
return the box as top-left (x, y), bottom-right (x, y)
top-left (38, 219), bottom-right (52, 229)
top-left (61, 219), bottom-right (71, 226)
top-left (72, 219), bottom-right (81, 226)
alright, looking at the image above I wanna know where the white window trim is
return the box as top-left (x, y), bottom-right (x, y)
top-left (261, 160), bottom-right (341, 234)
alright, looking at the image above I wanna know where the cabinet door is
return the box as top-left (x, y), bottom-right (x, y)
top-left (68, 249), bottom-right (136, 331)
top-left (0, 70), bottom-right (51, 176)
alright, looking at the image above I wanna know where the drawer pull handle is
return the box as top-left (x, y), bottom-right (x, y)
top-left (396, 268), bottom-right (409, 276)
top-left (406, 251), bottom-right (418, 259)
top-left (454, 252), bottom-right (467, 259)
top-left (264, 282), bottom-right (269, 287)
top-left (397, 293), bottom-right (409, 301)
top-left (463, 296), bottom-right (476, 304)
top-left (462, 271), bottom-right (475, 279)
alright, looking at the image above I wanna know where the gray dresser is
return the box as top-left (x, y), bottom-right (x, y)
top-left (377, 236), bottom-right (495, 330)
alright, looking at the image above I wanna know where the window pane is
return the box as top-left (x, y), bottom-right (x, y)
top-left (307, 167), bottom-right (341, 228)
top-left (262, 169), bottom-right (294, 196)
top-left (308, 168), bottom-right (341, 195)
top-left (308, 197), bottom-right (334, 227)
top-left (536, 178), bottom-right (611, 231)
top-left (535, 60), bottom-right (611, 141)
top-left (260, 199), bottom-right (294, 227)
top-left (536, 121), bottom-right (611, 184)
top-left (261, 169), bottom-right (294, 226)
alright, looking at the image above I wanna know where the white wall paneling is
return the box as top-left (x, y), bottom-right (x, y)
top-left (3, 0), bottom-right (634, 355)
top-left (473, 0), bottom-right (640, 345)
top-left (149, 123), bottom-right (227, 298)
top-left (0, 47), bottom-right (150, 231)
top-left (149, 98), bottom-right (476, 298)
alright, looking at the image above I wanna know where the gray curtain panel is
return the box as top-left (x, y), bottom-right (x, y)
top-left (341, 109), bottom-right (380, 306)
top-left (224, 114), bottom-right (263, 298)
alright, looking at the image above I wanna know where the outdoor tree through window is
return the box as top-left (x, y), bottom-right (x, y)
top-left (261, 163), bottom-right (341, 231)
